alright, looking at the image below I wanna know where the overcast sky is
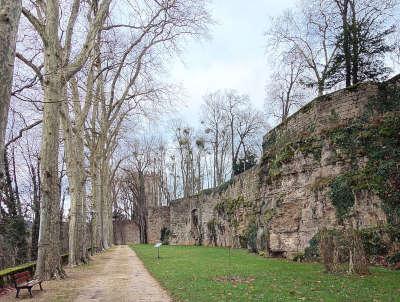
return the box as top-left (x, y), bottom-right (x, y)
top-left (167, 0), bottom-right (294, 126)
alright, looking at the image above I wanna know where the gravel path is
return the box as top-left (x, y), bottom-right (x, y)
top-left (73, 245), bottom-right (171, 302)
top-left (2, 245), bottom-right (171, 302)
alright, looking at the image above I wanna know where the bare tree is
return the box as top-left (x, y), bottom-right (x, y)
top-left (268, 0), bottom-right (399, 95)
top-left (201, 92), bottom-right (230, 186)
top-left (235, 109), bottom-right (268, 160)
top-left (170, 122), bottom-right (195, 197)
top-left (267, 0), bottom-right (340, 95)
top-left (201, 90), bottom-right (267, 182)
top-left (222, 91), bottom-right (248, 177)
top-left (266, 53), bottom-right (306, 123)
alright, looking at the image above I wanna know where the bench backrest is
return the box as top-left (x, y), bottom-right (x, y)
top-left (12, 271), bottom-right (32, 286)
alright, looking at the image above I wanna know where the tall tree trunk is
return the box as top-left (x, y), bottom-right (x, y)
top-left (90, 149), bottom-right (102, 251)
top-left (99, 149), bottom-right (110, 249)
top-left (173, 160), bottom-right (177, 199)
top-left (0, 0), bottom-right (22, 195)
top-left (30, 158), bottom-right (41, 260)
top-left (230, 116), bottom-right (235, 178)
top-left (317, 81), bottom-right (324, 97)
top-left (341, 0), bottom-right (352, 87)
top-left (63, 122), bottom-right (86, 265)
top-left (88, 69), bottom-right (102, 252)
top-left (138, 170), bottom-right (148, 243)
top-left (61, 76), bottom-right (92, 265)
top-left (214, 128), bottom-right (219, 187)
top-left (349, 0), bottom-right (359, 85)
top-left (31, 163), bottom-right (40, 260)
top-left (35, 0), bottom-right (65, 281)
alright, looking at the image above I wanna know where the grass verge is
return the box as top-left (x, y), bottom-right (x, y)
top-left (130, 244), bottom-right (400, 302)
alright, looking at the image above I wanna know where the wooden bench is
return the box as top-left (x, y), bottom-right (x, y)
top-left (11, 271), bottom-right (42, 298)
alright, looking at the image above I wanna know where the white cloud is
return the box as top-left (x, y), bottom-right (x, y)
top-left (165, 0), bottom-right (294, 125)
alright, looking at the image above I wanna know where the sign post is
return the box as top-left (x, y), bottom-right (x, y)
top-left (154, 242), bottom-right (162, 259)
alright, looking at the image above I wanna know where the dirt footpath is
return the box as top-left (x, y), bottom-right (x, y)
top-left (1, 245), bottom-right (171, 302)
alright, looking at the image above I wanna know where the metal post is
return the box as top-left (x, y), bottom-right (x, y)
top-left (228, 246), bottom-right (232, 281)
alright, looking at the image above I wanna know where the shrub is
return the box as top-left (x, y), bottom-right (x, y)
top-left (360, 225), bottom-right (400, 258)
top-left (160, 227), bottom-right (171, 245)
top-left (245, 222), bottom-right (258, 253)
top-left (319, 229), bottom-right (341, 273)
top-left (304, 234), bottom-right (320, 261)
top-left (292, 253), bottom-right (305, 262)
top-left (207, 219), bottom-right (218, 246)
top-left (387, 252), bottom-right (400, 265)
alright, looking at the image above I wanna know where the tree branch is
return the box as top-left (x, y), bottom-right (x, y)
top-left (6, 120), bottom-right (43, 148)
top-left (65, 0), bottom-right (112, 80)
top-left (22, 7), bottom-right (45, 41)
top-left (16, 52), bottom-right (44, 85)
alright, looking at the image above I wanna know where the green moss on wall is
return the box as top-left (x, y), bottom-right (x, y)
top-left (310, 177), bottom-right (333, 191)
top-left (260, 135), bottom-right (323, 183)
top-left (207, 219), bottom-right (218, 245)
top-left (214, 195), bottom-right (249, 223)
top-left (329, 175), bottom-right (355, 222)
top-left (328, 84), bottom-right (400, 224)
top-left (244, 221), bottom-right (258, 252)
top-left (198, 179), bottom-right (235, 197)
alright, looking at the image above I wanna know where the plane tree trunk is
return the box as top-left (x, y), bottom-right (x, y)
top-left (0, 0), bottom-right (22, 197)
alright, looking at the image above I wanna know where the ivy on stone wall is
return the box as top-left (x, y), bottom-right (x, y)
top-left (206, 219), bottom-right (218, 246)
top-left (329, 175), bottom-right (355, 222)
top-left (328, 83), bottom-right (400, 224)
top-left (260, 135), bottom-right (323, 184)
top-left (214, 195), bottom-right (262, 251)
top-left (198, 179), bottom-right (235, 197)
top-left (236, 221), bottom-right (259, 252)
top-left (214, 195), bottom-right (249, 222)
top-left (304, 234), bottom-right (321, 261)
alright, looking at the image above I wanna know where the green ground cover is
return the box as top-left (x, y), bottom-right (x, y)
top-left (130, 244), bottom-right (400, 302)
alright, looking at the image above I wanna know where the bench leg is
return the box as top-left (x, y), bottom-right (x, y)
top-left (39, 282), bottom-right (43, 291)
top-left (28, 287), bottom-right (33, 298)
top-left (16, 288), bottom-right (20, 298)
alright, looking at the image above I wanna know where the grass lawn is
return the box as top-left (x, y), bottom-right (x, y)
top-left (130, 244), bottom-right (400, 302)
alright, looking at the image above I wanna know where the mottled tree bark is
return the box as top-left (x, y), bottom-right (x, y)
top-left (34, 0), bottom-right (64, 279)
top-left (30, 160), bottom-right (41, 260)
top-left (138, 170), bottom-right (148, 243)
top-left (23, 0), bottom-right (112, 279)
top-left (0, 0), bottom-right (22, 197)
top-left (88, 84), bottom-right (102, 251)
top-left (63, 108), bottom-right (87, 266)
top-left (62, 76), bottom-right (92, 266)
top-left (335, 0), bottom-right (352, 87)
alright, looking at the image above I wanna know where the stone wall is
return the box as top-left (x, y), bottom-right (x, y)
top-left (113, 221), bottom-right (140, 245)
top-left (147, 207), bottom-right (171, 243)
top-left (148, 77), bottom-right (399, 258)
top-left (262, 82), bottom-right (378, 146)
